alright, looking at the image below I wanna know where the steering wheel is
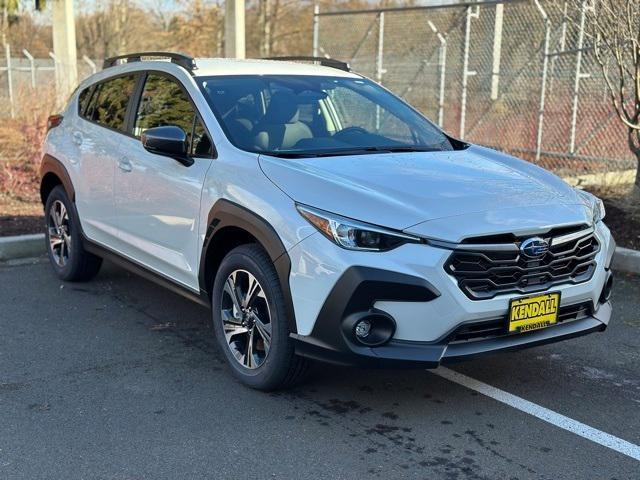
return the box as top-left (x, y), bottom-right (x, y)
top-left (334, 126), bottom-right (369, 140)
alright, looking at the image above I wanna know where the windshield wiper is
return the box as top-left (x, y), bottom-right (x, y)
top-left (265, 145), bottom-right (441, 159)
top-left (267, 147), bottom-right (391, 158)
top-left (381, 146), bottom-right (441, 153)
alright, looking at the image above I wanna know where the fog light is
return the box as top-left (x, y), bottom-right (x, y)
top-left (343, 310), bottom-right (396, 347)
top-left (354, 319), bottom-right (372, 339)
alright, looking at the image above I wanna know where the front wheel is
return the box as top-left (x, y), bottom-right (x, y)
top-left (211, 244), bottom-right (308, 390)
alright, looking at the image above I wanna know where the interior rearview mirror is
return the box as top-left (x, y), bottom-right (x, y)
top-left (141, 125), bottom-right (193, 167)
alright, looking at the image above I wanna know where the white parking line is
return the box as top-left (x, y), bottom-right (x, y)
top-left (433, 367), bottom-right (640, 462)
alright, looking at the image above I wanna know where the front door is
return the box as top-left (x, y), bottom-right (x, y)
top-left (114, 73), bottom-right (214, 290)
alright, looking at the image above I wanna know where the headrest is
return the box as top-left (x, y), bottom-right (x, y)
top-left (264, 91), bottom-right (300, 124)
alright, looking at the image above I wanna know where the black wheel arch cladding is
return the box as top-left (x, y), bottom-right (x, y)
top-left (40, 154), bottom-right (76, 205)
top-left (200, 199), bottom-right (298, 334)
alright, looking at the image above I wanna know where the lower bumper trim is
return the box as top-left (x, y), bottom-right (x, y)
top-left (292, 303), bottom-right (610, 368)
top-left (441, 315), bottom-right (606, 363)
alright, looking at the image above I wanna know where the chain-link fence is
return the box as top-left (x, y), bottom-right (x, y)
top-left (1, 1), bottom-right (636, 183)
top-left (314, 0), bottom-right (637, 182)
top-left (0, 45), bottom-right (99, 117)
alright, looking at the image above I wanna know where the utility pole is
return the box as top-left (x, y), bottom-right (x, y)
top-left (225, 0), bottom-right (246, 59)
top-left (51, 0), bottom-right (78, 99)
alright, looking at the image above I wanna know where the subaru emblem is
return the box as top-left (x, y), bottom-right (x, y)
top-left (520, 237), bottom-right (549, 259)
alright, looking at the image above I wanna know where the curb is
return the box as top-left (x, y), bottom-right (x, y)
top-left (1, 233), bottom-right (639, 276)
top-left (0, 234), bottom-right (45, 261)
top-left (612, 247), bottom-right (640, 275)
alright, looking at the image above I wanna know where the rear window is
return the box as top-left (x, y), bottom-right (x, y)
top-left (84, 75), bottom-right (137, 131)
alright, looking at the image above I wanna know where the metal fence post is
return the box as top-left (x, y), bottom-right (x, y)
top-left (23, 49), bottom-right (36, 89)
top-left (490, 3), bottom-right (504, 100)
top-left (375, 12), bottom-right (385, 84)
top-left (428, 20), bottom-right (447, 128)
top-left (48, 51), bottom-right (59, 99)
top-left (312, 4), bottom-right (319, 57)
top-left (5, 43), bottom-right (14, 118)
top-left (82, 55), bottom-right (97, 75)
top-left (460, 6), bottom-right (479, 139)
top-left (375, 12), bottom-right (385, 130)
top-left (570, 1), bottom-right (588, 154)
top-left (549, 1), bottom-right (568, 93)
top-left (534, 0), bottom-right (550, 163)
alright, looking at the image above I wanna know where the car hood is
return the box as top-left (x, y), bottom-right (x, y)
top-left (259, 145), bottom-right (588, 239)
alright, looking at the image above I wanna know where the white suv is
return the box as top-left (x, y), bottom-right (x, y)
top-left (40, 52), bottom-right (615, 390)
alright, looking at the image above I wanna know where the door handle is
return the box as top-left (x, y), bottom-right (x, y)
top-left (118, 157), bottom-right (132, 173)
top-left (72, 131), bottom-right (83, 146)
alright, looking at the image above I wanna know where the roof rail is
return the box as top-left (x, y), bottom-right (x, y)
top-left (264, 56), bottom-right (350, 72)
top-left (103, 52), bottom-right (196, 73)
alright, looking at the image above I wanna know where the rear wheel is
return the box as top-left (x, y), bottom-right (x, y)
top-left (211, 244), bottom-right (308, 390)
top-left (44, 185), bottom-right (102, 281)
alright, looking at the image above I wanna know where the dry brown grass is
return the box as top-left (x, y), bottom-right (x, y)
top-left (0, 85), bottom-right (57, 205)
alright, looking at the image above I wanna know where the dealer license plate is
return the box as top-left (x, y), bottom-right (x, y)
top-left (508, 292), bottom-right (560, 333)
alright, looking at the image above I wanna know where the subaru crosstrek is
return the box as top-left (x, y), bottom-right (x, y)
top-left (40, 53), bottom-right (615, 390)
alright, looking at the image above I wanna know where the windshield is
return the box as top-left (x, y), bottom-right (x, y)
top-left (197, 75), bottom-right (454, 157)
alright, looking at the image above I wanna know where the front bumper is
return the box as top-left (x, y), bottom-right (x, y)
top-left (290, 263), bottom-right (611, 368)
top-left (292, 303), bottom-right (610, 368)
top-left (287, 221), bottom-right (615, 368)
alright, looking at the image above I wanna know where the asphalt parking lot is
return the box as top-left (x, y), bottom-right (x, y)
top-left (1, 257), bottom-right (639, 479)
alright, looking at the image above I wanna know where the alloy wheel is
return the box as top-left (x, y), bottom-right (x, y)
top-left (47, 200), bottom-right (71, 267)
top-left (220, 269), bottom-right (272, 369)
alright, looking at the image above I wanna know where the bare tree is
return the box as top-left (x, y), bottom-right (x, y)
top-left (258, 0), bottom-right (275, 57)
top-left (142, 0), bottom-right (177, 33)
top-left (171, 0), bottom-right (224, 57)
top-left (251, 0), bottom-right (316, 58)
top-left (112, 0), bottom-right (131, 54)
top-left (575, 0), bottom-right (640, 190)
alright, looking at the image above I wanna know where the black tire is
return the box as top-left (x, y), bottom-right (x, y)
top-left (211, 244), bottom-right (309, 391)
top-left (44, 185), bottom-right (102, 282)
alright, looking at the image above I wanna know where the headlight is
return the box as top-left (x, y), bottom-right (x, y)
top-left (575, 188), bottom-right (605, 224)
top-left (296, 205), bottom-right (422, 251)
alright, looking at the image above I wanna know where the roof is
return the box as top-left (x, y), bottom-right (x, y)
top-left (191, 58), bottom-right (361, 78)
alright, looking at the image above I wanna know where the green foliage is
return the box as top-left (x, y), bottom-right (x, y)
top-left (135, 74), bottom-right (195, 141)
top-left (1, 0), bottom-right (19, 13)
top-left (93, 76), bottom-right (137, 130)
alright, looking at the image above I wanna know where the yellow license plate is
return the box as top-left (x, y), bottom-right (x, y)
top-left (509, 292), bottom-right (560, 333)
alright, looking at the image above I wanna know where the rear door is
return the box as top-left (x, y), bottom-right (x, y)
top-left (114, 72), bottom-right (214, 290)
top-left (73, 74), bottom-right (138, 245)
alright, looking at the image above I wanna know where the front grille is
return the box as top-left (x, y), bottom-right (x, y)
top-left (450, 301), bottom-right (592, 342)
top-left (445, 229), bottom-right (600, 300)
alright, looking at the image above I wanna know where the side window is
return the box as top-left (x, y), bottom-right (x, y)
top-left (191, 117), bottom-right (213, 157)
top-left (78, 86), bottom-right (93, 116)
top-left (89, 75), bottom-right (137, 131)
top-left (83, 84), bottom-right (101, 121)
top-left (134, 73), bottom-right (212, 156)
top-left (134, 74), bottom-right (193, 139)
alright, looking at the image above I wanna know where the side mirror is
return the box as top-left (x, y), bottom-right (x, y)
top-left (141, 125), bottom-right (194, 167)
